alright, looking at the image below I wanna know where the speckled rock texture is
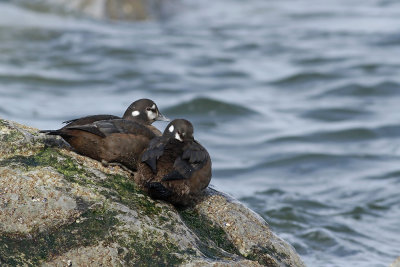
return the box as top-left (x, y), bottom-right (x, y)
top-left (0, 118), bottom-right (305, 266)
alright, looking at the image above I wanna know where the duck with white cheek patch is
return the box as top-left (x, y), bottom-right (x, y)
top-left (136, 119), bottom-right (212, 206)
top-left (39, 99), bottom-right (169, 171)
top-left (124, 99), bottom-right (169, 136)
top-left (43, 98), bottom-right (169, 136)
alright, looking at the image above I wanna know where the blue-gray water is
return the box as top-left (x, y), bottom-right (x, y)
top-left (1, 1), bottom-right (400, 266)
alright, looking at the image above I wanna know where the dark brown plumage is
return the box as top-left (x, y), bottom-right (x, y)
top-left (136, 119), bottom-right (212, 206)
top-left (47, 119), bottom-right (156, 170)
top-left (51, 98), bottom-right (169, 136)
top-left (39, 99), bottom-right (168, 170)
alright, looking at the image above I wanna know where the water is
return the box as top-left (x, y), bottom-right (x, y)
top-left (1, 0), bottom-right (400, 266)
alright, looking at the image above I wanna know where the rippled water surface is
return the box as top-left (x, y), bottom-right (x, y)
top-left (1, 0), bottom-right (400, 266)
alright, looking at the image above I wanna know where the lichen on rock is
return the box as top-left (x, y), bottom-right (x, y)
top-left (0, 117), bottom-right (305, 266)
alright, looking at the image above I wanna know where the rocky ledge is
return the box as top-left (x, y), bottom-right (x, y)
top-left (0, 118), bottom-right (305, 266)
top-left (21, 0), bottom-right (175, 21)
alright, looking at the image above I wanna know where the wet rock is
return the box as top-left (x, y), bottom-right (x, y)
top-left (194, 190), bottom-right (305, 267)
top-left (0, 117), bottom-right (305, 266)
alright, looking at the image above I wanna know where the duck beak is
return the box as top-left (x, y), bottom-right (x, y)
top-left (156, 112), bottom-right (170, 122)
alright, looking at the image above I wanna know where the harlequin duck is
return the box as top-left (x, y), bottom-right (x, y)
top-left (40, 99), bottom-right (168, 170)
top-left (57, 98), bottom-right (169, 136)
top-left (43, 119), bottom-right (157, 171)
top-left (136, 119), bottom-right (212, 206)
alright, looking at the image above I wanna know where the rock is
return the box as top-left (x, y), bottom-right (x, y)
top-left (390, 257), bottom-right (400, 267)
top-left (19, 0), bottom-right (176, 21)
top-left (0, 117), bottom-right (305, 266)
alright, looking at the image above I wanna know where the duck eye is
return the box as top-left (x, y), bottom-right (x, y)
top-left (146, 107), bottom-right (151, 111)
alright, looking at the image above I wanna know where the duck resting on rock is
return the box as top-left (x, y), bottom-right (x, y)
top-left (136, 119), bottom-right (212, 206)
top-left (47, 98), bottom-right (169, 136)
top-left (40, 99), bottom-right (169, 171)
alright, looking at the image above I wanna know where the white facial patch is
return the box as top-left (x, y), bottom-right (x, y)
top-left (168, 125), bottom-right (174, 133)
top-left (132, 110), bottom-right (140, 116)
top-left (147, 109), bottom-right (157, 120)
top-left (151, 104), bottom-right (156, 109)
top-left (175, 132), bottom-right (183, 141)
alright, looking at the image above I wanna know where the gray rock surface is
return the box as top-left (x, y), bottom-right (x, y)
top-left (0, 117), bottom-right (305, 266)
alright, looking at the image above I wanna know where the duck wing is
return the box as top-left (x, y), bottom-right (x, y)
top-left (141, 136), bottom-right (167, 173)
top-left (162, 141), bottom-right (210, 181)
top-left (63, 115), bottom-right (120, 126)
top-left (67, 119), bottom-right (153, 139)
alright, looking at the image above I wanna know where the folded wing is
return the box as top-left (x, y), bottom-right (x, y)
top-left (162, 141), bottom-right (209, 181)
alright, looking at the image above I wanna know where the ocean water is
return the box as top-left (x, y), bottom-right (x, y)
top-left (0, 0), bottom-right (400, 266)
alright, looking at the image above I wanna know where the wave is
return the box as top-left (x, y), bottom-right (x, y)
top-left (366, 170), bottom-right (400, 181)
top-left (267, 128), bottom-right (375, 144)
top-left (319, 81), bottom-right (400, 98)
top-left (299, 228), bottom-right (339, 248)
top-left (271, 72), bottom-right (338, 87)
top-left (213, 152), bottom-right (382, 179)
top-left (348, 63), bottom-right (400, 73)
top-left (373, 33), bottom-right (400, 46)
top-left (294, 56), bottom-right (349, 65)
top-left (164, 97), bottom-right (257, 117)
top-left (300, 107), bottom-right (371, 122)
top-left (267, 125), bottom-right (400, 144)
top-left (0, 73), bottom-right (101, 87)
top-left (257, 153), bottom-right (372, 170)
